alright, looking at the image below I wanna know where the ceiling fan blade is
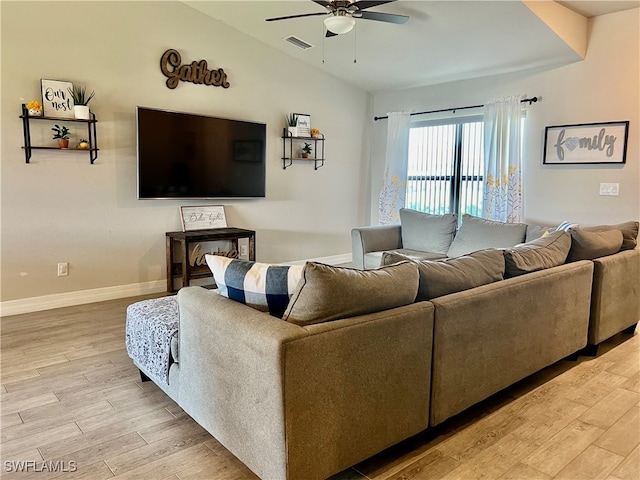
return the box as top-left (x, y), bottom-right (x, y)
top-left (266, 12), bottom-right (327, 22)
top-left (353, 0), bottom-right (396, 11)
top-left (311, 0), bottom-right (333, 8)
top-left (325, 30), bottom-right (338, 38)
top-left (359, 10), bottom-right (409, 24)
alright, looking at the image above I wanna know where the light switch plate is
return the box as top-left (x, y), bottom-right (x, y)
top-left (599, 183), bottom-right (620, 196)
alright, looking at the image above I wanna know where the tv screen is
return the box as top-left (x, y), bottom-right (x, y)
top-left (136, 107), bottom-right (266, 199)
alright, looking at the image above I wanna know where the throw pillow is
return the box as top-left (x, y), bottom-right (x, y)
top-left (205, 256), bottom-right (303, 318)
top-left (556, 221), bottom-right (579, 232)
top-left (447, 214), bottom-right (527, 258)
top-left (525, 224), bottom-right (553, 242)
top-left (382, 249), bottom-right (505, 301)
top-left (503, 230), bottom-right (571, 277)
top-left (567, 229), bottom-right (624, 262)
top-left (282, 261), bottom-right (419, 326)
top-left (583, 221), bottom-right (639, 251)
top-left (399, 208), bottom-right (458, 255)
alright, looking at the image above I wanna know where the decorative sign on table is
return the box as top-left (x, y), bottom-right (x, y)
top-left (543, 121), bottom-right (629, 164)
top-left (180, 205), bottom-right (227, 232)
top-left (160, 48), bottom-right (230, 90)
top-left (189, 242), bottom-right (238, 267)
top-left (294, 113), bottom-right (311, 137)
top-left (40, 79), bottom-right (75, 118)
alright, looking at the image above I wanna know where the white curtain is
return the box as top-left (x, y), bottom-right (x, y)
top-left (483, 96), bottom-right (523, 223)
top-left (378, 112), bottom-right (411, 225)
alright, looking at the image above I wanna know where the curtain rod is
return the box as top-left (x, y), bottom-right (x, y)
top-left (373, 96), bottom-right (538, 121)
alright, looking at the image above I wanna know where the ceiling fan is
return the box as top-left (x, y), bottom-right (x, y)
top-left (266, 0), bottom-right (409, 37)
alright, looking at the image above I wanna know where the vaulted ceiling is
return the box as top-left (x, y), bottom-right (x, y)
top-left (183, 1), bottom-right (639, 93)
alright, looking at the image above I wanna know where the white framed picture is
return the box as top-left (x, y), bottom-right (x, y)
top-left (180, 205), bottom-right (227, 231)
top-left (40, 79), bottom-right (75, 118)
top-left (294, 113), bottom-right (311, 137)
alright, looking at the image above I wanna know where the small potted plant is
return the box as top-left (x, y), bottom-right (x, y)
top-left (26, 100), bottom-right (43, 116)
top-left (301, 142), bottom-right (312, 158)
top-left (52, 124), bottom-right (71, 148)
top-left (77, 138), bottom-right (89, 150)
top-left (286, 113), bottom-right (298, 137)
top-left (68, 85), bottom-right (95, 120)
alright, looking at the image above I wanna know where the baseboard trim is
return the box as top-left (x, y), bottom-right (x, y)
top-left (0, 280), bottom-right (166, 317)
top-left (1, 253), bottom-right (353, 317)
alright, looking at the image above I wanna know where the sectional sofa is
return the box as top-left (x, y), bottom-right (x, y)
top-left (126, 210), bottom-right (639, 480)
top-left (353, 209), bottom-right (640, 354)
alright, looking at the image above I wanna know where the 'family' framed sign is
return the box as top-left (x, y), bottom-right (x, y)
top-left (543, 121), bottom-right (629, 165)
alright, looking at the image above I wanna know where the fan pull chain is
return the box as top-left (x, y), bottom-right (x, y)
top-left (353, 23), bottom-right (357, 64)
top-left (322, 24), bottom-right (326, 64)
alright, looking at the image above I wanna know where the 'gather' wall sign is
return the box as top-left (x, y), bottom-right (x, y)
top-left (160, 49), bottom-right (230, 90)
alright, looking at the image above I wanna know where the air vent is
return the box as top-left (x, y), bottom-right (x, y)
top-left (284, 35), bottom-right (315, 50)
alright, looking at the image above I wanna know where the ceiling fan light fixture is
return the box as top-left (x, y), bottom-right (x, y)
top-left (324, 15), bottom-right (355, 34)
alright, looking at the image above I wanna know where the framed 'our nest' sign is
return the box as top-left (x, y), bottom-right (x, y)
top-left (40, 79), bottom-right (75, 118)
top-left (543, 121), bottom-right (629, 165)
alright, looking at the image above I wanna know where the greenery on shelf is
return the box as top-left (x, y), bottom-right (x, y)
top-left (286, 113), bottom-right (298, 127)
top-left (51, 124), bottom-right (71, 140)
top-left (68, 85), bottom-right (96, 106)
top-left (302, 142), bottom-right (312, 154)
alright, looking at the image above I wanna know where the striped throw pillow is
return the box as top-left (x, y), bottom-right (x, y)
top-left (205, 256), bottom-right (303, 318)
top-left (556, 220), bottom-right (578, 232)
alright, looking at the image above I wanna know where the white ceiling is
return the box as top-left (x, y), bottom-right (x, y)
top-left (183, 0), bottom-right (639, 93)
top-left (557, 1), bottom-right (638, 17)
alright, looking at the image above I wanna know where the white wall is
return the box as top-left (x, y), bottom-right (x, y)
top-left (1, 1), bottom-right (370, 302)
top-left (370, 9), bottom-right (640, 227)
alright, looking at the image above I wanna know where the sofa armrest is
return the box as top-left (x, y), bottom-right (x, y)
top-left (176, 287), bottom-right (434, 480)
top-left (589, 249), bottom-right (640, 344)
top-left (351, 224), bottom-right (402, 269)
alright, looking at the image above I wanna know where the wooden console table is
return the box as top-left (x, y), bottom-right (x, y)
top-left (166, 228), bottom-right (256, 293)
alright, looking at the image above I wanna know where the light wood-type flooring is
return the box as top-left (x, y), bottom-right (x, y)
top-left (1, 294), bottom-right (638, 480)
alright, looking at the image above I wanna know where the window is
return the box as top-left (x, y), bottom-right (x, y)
top-left (406, 117), bottom-right (484, 216)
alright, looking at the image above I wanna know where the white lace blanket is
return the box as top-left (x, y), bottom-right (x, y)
top-left (125, 295), bottom-right (179, 384)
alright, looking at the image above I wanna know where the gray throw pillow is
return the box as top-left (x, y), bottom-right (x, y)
top-left (382, 249), bottom-right (505, 301)
top-left (399, 208), bottom-right (458, 255)
top-left (525, 224), bottom-right (554, 242)
top-left (282, 261), bottom-right (419, 326)
top-left (504, 230), bottom-right (571, 277)
top-left (584, 221), bottom-right (639, 251)
top-left (568, 228), bottom-right (624, 262)
top-left (447, 214), bottom-right (527, 258)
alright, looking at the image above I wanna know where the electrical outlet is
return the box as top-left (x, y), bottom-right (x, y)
top-left (599, 183), bottom-right (620, 196)
top-left (240, 245), bottom-right (248, 257)
top-left (57, 262), bottom-right (68, 276)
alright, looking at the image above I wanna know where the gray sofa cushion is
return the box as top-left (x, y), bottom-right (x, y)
top-left (504, 230), bottom-right (571, 277)
top-left (364, 249), bottom-right (446, 269)
top-left (399, 208), bottom-right (458, 255)
top-left (447, 214), bottom-right (527, 258)
top-left (382, 249), bottom-right (505, 301)
top-left (583, 221), bottom-right (639, 251)
top-left (568, 228), bottom-right (624, 262)
top-left (283, 261), bottom-right (419, 326)
top-left (525, 224), bottom-right (554, 242)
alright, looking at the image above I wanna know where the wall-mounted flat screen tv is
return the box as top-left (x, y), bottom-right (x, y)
top-left (136, 107), bottom-right (266, 199)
